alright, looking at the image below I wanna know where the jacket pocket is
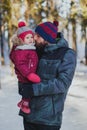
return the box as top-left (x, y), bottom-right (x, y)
top-left (30, 96), bottom-right (54, 117)
top-left (52, 94), bottom-right (64, 115)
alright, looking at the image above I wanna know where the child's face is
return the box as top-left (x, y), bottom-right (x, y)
top-left (24, 34), bottom-right (34, 44)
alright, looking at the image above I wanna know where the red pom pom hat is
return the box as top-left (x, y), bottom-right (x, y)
top-left (17, 21), bottom-right (34, 41)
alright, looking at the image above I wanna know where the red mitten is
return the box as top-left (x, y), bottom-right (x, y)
top-left (17, 100), bottom-right (23, 108)
top-left (27, 73), bottom-right (41, 83)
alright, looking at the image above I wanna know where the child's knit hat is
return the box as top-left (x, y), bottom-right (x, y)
top-left (35, 21), bottom-right (59, 43)
top-left (17, 21), bottom-right (34, 41)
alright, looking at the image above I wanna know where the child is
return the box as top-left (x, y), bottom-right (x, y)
top-left (10, 21), bottom-right (41, 114)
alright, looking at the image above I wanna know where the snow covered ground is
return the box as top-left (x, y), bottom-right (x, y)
top-left (0, 62), bottom-right (87, 130)
top-left (0, 65), bottom-right (23, 130)
top-left (62, 61), bottom-right (87, 130)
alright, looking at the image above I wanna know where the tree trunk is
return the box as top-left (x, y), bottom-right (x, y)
top-left (67, 21), bottom-right (73, 48)
top-left (85, 27), bottom-right (87, 65)
top-left (72, 20), bottom-right (77, 51)
top-left (85, 41), bottom-right (87, 65)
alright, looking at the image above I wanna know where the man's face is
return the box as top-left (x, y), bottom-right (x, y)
top-left (34, 33), bottom-right (48, 48)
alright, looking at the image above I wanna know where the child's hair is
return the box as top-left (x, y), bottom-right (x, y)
top-left (11, 33), bottom-right (23, 46)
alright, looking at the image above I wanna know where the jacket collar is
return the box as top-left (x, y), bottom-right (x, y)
top-left (15, 43), bottom-right (36, 50)
top-left (44, 32), bottom-right (68, 52)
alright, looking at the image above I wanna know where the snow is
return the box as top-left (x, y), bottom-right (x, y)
top-left (61, 62), bottom-right (87, 130)
top-left (0, 66), bottom-right (23, 130)
top-left (0, 62), bottom-right (87, 130)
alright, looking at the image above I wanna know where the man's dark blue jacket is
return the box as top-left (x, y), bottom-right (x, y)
top-left (19, 33), bottom-right (77, 127)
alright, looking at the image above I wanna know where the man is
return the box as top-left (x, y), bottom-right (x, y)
top-left (19, 21), bottom-right (77, 130)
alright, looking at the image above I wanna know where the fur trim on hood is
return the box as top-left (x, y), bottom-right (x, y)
top-left (11, 34), bottom-right (23, 46)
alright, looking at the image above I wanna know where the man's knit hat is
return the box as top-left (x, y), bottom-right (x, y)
top-left (35, 21), bottom-right (59, 43)
top-left (17, 21), bottom-right (34, 41)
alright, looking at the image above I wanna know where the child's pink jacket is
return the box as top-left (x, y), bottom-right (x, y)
top-left (10, 45), bottom-right (38, 83)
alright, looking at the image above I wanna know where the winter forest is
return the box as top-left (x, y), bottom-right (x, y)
top-left (0, 0), bottom-right (87, 130)
top-left (0, 0), bottom-right (87, 67)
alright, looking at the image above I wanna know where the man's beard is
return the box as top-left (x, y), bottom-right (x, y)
top-left (35, 41), bottom-right (46, 49)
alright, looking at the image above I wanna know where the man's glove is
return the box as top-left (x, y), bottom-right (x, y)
top-left (18, 82), bottom-right (34, 98)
